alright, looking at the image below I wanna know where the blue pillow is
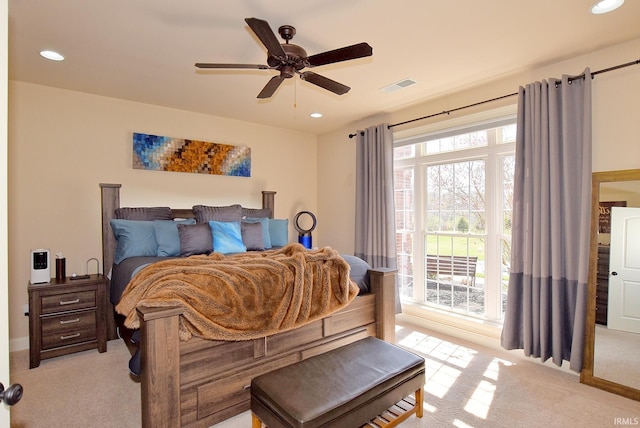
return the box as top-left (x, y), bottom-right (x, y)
top-left (110, 219), bottom-right (157, 264)
top-left (269, 219), bottom-right (289, 247)
top-left (244, 217), bottom-right (272, 249)
top-left (209, 221), bottom-right (246, 254)
top-left (154, 219), bottom-right (196, 257)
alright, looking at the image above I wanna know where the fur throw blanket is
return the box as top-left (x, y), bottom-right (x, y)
top-left (115, 243), bottom-right (359, 341)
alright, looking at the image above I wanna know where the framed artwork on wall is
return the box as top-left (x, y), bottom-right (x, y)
top-left (133, 132), bottom-right (251, 177)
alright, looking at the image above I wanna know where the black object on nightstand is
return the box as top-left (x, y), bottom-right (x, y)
top-left (28, 274), bottom-right (107, 369)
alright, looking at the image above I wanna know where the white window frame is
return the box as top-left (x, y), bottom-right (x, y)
top-left (393, 106), bottom-right (516, 323)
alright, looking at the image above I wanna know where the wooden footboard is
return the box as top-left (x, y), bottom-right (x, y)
top-left (137, 268), bottom-right (396, 428)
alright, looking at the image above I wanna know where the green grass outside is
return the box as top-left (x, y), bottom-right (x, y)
top-left (424, 234), bottom-right (485, 260)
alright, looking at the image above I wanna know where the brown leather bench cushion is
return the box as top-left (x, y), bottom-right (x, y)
top-left (251, 336), bottom-right (425, 428)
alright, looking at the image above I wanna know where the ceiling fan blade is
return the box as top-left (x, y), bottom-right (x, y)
top-left (307, 42), bottom-right (372, 67)
top-left (195, 63), bottom-right (269, 69)
top-left (300, 71), bottom-right (350, 95)
top-left (257, 76), bottom-right (285, 99)
top-left (245, 17), bottom-right (286, 59)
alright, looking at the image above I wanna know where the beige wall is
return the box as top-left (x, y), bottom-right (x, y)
top-left (7, 82), bottom-right (317, 346)
top-left (317, 37), bottom-right (640, 255)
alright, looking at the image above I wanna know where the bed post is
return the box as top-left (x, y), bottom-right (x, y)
top-left (100, 183), bottom-right (121, 340)
top-left (369, 268), bottom-right (397, 343)
top-left (262, 191), bottom-right (276, 218)
top-left (138, 306), bottom-right (183, 428)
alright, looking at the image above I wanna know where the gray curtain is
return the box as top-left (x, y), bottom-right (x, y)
top-left (355, 123), bottom-right (401, 313)
top-left (501, 69), bottom-right (592, 371)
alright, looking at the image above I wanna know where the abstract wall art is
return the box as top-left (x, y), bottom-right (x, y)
top-left (133, 132), bottom-right (251, 177)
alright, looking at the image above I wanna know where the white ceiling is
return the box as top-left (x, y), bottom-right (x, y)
top-left (8, 0), bottom-right (640, 135)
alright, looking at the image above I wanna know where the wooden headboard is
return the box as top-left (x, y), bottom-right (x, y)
top-left (99, 183), bottom-right (276, 338)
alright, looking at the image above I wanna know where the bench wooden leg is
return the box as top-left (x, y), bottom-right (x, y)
top-left (415, 387), bottom-right (424, 418)
top-left (252, 412), bottom-right (262, 428)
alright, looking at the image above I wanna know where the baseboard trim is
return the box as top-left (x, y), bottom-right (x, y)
top-left (10, 336), bottom-right (29, 352)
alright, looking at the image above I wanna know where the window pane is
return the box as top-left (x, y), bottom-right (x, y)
top-left (499, 124), bottom-right (517, 144)
top-left (423, 130), bottom-right (489, 155)
top-left (424, 235), bottom-right (486, 314)
top-left (394, 168), bottom-right (414, 231)
top-left (500, 238), bottom-right (511, 319)
top-left (425, 160), bottom-right (485, 234)
top-left (398, 232), bottom-right (414, 298)
top-left (395, 167), bottom-right (415, 299)
top-left (394, 145), bottom-right (415, 160)
top-left (501, 155), bottom-right (515, 235)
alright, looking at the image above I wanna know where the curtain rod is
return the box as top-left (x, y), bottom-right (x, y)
top-left (348, 58), bottom-right (640, 139)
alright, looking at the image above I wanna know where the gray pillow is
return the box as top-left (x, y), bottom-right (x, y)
top-left (244, 217), bottom-right (271, 249)
top-left (341, 254), bottom-right (371, 294)
top-left (115, 207), bottom-right (172, 221)
top-left (192, 204), bottom-right (242, 223)
top-left (241, 221), bottom-right (265, 251)
top-left (177, 223), bottom-right (212, 256)
top-left (242, 207), bottom-right (272, 219)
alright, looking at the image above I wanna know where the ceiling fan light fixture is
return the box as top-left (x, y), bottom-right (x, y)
top-left (591, 0), bottom-right (624, 14)
top-left (39, 50), bottom-right (65, 61)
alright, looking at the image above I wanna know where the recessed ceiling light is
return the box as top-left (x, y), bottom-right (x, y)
top-left (39, 50), bottom-right (65, 61)
top-left (310, 113), bottom-right (323, 118)
top-left (591, 0), bottom-right (624, 14)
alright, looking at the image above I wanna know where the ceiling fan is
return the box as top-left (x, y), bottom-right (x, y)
top-left (195, 17), bottom-right (373, 99)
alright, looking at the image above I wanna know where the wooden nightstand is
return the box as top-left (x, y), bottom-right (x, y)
top-left (28, 274), bottom-right (107, 368)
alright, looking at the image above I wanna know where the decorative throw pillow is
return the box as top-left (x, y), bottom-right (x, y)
top-left (269, 219), bottom-right (289, 247)
top-left (241, 221), bottom-right (265, 251)
top-left (110, 219), bottom-right (158, 264)
top-left (192, 204), bottom-right (242, 223)
top-left (154, 219), bottom-right (196, 257)
top-left (209, 221), bottom-right (246, 254)
top-left (115, 206), bottom-right (173, 221)
top-left (177, 223), bottom-right (213, 257)
top-left (243, 217), bottom-right (272, 249)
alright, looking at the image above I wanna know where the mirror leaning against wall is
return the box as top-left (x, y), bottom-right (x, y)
top-left (581, 169), bottom-right (640, 402)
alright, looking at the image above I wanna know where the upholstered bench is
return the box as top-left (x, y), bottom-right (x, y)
top-left (250, 336), bottom-right (425, 428)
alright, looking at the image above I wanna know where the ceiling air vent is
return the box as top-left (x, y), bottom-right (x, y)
top-left (380, 78), bottom-right (417, 93)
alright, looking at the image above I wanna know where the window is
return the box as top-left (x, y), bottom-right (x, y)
top-left (394, 115), bottom-right (515, 322)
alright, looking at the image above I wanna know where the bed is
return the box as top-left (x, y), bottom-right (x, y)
top-left (99, 183), bottom-right (397, 427)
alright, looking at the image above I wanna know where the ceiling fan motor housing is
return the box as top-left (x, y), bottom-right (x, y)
top-left (267, 43), bottom-right (308, 76)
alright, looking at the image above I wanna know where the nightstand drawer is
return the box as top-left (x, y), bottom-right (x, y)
top-left (41, 311), bottom-right (97, 349)
top-left (41, 290), bottom-right (96, 314)
top-left (42, 310), bottom-right (96, 334)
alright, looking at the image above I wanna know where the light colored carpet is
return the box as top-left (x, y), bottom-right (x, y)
top-left (10, 340), bottom-right (141, 428)
top-left (9, 321), bottom-right (640, 427)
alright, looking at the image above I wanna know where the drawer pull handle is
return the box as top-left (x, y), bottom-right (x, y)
top-left (59, 299), bottom-right (80, 306)
top-left (60, 333), bottom-right (81, 340)
top-left (59, 318), bottom-right (80, 325)
top-left (242, 384), bottom-right (251, 390)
